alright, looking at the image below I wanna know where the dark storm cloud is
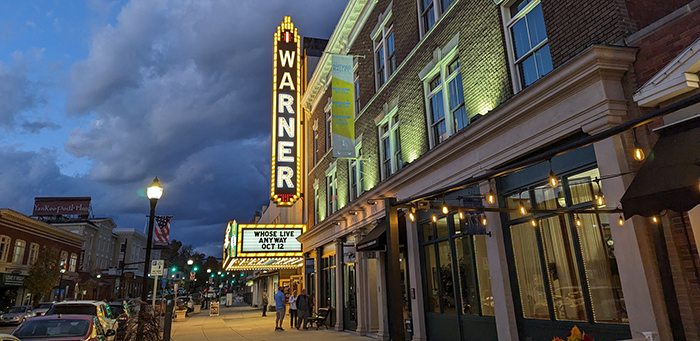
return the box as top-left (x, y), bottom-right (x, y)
top-left (62, 0), bottom-right (346, 255)
top-left (21, 120), bottom-right (61, 133)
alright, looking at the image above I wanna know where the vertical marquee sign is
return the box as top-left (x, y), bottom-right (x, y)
top-left (271, 16), bottom-right (302, 206)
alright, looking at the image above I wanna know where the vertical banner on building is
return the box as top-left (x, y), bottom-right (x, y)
top-left (271, 16), bottom-right (302, 206)
top-left (331, 54), bottom-right (356, 158)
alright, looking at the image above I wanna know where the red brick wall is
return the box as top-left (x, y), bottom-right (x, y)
top-left (625, 0), bottom-right (695, 29)
top-left (0, 220), bottom-right (82, 267)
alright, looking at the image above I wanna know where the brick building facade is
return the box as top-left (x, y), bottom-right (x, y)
top-left (296, 0), bottom-right (700, 341)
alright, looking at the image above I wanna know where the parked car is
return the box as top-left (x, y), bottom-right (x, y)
top-left (0, 333), bottom-right (20, 341)
top-left (34, 302), bottom-right (54, 316)
top-left (0, 306), bottom-right (35, 325)
top-left (107, 301), bottom-right (129, 340)
top-left (12, 314), bottom-right (115, 341)
top-left (45, 301), bottom-right (117, 341)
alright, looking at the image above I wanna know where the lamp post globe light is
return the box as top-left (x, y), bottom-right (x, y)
top-left (140, 177), bottom-right (163, 302)
top-left (187, 259), bottom-right (194, 265)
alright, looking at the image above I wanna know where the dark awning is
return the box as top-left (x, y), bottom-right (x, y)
top-left (356, 219), bottom-right (387, 252)
top-left (621, 117), bottom-right (700, 219)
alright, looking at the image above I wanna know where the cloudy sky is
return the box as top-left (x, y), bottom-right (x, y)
top-left (0, 0), bottom-right (346, 256)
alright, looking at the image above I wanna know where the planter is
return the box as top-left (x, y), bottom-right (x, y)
top-left (175, 309), bottom-right (187, 322)
top-left (193, 305), bottom-right (201, 314)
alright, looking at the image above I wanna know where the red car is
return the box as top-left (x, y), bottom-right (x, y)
top-left (11, 314), bottom-right (115, 341)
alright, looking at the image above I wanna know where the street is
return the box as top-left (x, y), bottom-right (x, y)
top-left (0, 325), bottom-right (16, 335)
top-left (172, 303), bottom-right (371, 341)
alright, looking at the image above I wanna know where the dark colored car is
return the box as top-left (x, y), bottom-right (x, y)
top-left (12, 314), bottom-right (115, 341)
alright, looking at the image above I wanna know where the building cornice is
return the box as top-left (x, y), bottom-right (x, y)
top-left (0, 208), bottom-right (85, 244)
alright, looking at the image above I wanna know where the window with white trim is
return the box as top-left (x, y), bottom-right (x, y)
top-left (503, 0), bottom-right (552, 90)
top-left (0, 235), bottom-right (10, 262)
top-left (354, 71), bottom-right (361, 117)
top-left (12, 239), bottom-right (26, 264)
top-left (60, 250), bottom-right (68, 269)
top-left (373, 13), bottom-right (395, 90)
top-left (314, 184), bottom-right (320, 224)
top-left (313, 129), bottom-right (319, 166)
top-left (325, 110), bottom-right (332, 153)
top-left (326, 168), bottom-right (338, 216)
top-left (378, 111), bottom-right (402, 180)
top-left (418, 0), bottom-right (456, 36)
top-left (69, 253), bottom-right (78, 272)
top-left (348, 144), bottom-right (365, 201)
top-left (28, 243), bottom-right (39, 265)
top-left (424, 57), bottom-right (466, 147)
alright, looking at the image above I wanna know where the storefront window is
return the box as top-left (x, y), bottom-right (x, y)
top-left (474, 235), bottom-right (494, 316)
top-left (437, 241), bottom-right (456, 313)
top-left (455, 236), bottom-right (479, 315)
top-left (503, 166), bottom-right (627, 324)
top-left (436, 217), bottom-right (449, 239)
top-left (321, 255), bottom-right (336, 308)
top-left (424, 245), bottom-right (440, 313)
top-left (422, 222), bottom-right (434, 242)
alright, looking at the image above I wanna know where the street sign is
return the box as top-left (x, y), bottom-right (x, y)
top-left (150, 260), bottom-right (164, 277)
top-left (190, 272), bottom-right (195, 280)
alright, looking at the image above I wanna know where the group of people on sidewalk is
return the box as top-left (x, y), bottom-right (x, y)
top-left (262, 287), bottom-right (313, 331)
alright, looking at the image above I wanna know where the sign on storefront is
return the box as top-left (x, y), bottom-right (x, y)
top-left (240, 228), bottom-right (303, 252)
top-left (305, 258), bottom-right (315, 274)
top-left (0, 274), bottom-right (24, 286)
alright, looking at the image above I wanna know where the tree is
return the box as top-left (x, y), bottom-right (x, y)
top-left (23, 246), bottom-right (61, 306)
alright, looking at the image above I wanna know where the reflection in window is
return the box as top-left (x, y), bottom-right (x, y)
top-left (539, 216), bottom-right (586, 321)
top-left (436, 217), bottom-right (449, 239)
top-left (474, 235), bottom-right (494, 316)
top-left (506, 190), bottom-right (531, 221)
top-left (455, 236), bottom-right (479, 315)
top-left (422, 222), bottom-right (434, 242)
top-left (511, 222), bottom-right (549, 319)
top-left (438, 241), bottom-right (456, 313)
top-left (425, 245), bottom-right (440, 312)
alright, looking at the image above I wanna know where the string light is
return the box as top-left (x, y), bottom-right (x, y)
top-left (632, 128), bottom-right (645, 161)
top-left (549, 160), bottom-right (558, 188)
top-left (431, 213), bottom-right (437, 223)
top-left (530, 218), bottom-right (537, 227)
top-left (486, 189), bottom-right (496, 205)
top-left (651, 216), bottom-right (658, 224)
top-left (618, 214), bottom-right (625, 226)
top-left (458, 210), bottom-right (464, 220)
top-left (408, 208), bottom-right (416, 222)
top-left (574, 214), bottom-right (582, 227)
top-left (481, 214), bottom-right (487, 226)
top-left (442, 199), bottom-right (449, 214)
top-left (519, 201), bottom-right (527, 215)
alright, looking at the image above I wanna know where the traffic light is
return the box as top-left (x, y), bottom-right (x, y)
top-left (193, 266), bottom-right (199, 272)
top-left (171, 266), bottom-right (177, 272)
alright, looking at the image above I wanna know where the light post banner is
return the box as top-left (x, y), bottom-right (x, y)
top-left (331, 54), bottom-right (356, 158)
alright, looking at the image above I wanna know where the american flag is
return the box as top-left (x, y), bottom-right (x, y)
top-left (154, 215), bottom-right (172, 244)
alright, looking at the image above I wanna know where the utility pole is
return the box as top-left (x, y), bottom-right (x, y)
top-left (119, 239), bottom-right (127, 298)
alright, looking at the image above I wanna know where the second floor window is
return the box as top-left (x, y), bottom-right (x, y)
top-left (28, 243), bottom-right (39, 265)
top-left (69, 253), bottom-right (78, 272)
top-left (505, 0), bottom-right (552, 89)
top-left (313, 129), bottom-right (319, 166)
top-left (349, 145), bottom-right (365, 201)
top-left (378, 113), bottom-right (402, 180)
top-left (419, 0), bottom-right (456, 36)
top-left (314, 185), bottom-right (320, 224)
top-left (425, 57), bottom-right (466, 148)
top-left (354, 72), bottom-right (361, 117)
top-left (0, 235), bottom-right (10, 262)
top-left (326, 169), bottom-right (338, 216)
top-left (326, 111), bottom-right (333, 153)
top-left (12, 240), bottom-right (26, 264)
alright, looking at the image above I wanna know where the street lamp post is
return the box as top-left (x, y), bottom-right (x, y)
top-left (140, 177), bottom-right (163, 302)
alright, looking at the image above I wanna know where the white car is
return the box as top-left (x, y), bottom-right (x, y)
top-left (45, 301), bottom-right (118, 341)
top-left (0, 306), bottom-right (35, 325)
top-left (33, 302), bottom-right (54, 316)
top-left (0, 333), bottom-right (19, 341)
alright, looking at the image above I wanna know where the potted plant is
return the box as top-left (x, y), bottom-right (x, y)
top-left (175, 303), bottom-right (187, 322)
top-left (193, 297), bottom-right (202, 314)
top-left (553, 326), bottom-right (594, 341)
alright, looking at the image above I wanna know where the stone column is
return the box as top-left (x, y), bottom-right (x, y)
top-left (354, 228), bottom-right (369, 335)
top-left (376, 252), bottom-right (390, 340)
top-left (479, 181), bottom-right (519, 341)
top-left (335, 238), bottom-right (344, 331)
top-left (315, 246), bottom-right (323, 315)
top-left (592, 135), bottom-right (671, 341)
top-left (405, 214), bottom-right (427, 341)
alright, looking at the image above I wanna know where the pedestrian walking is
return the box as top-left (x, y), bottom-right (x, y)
top-left (295, 289), bottom-right (310, 330)
top-left (274, 287), bottom-right (286, 331)
top-left (261, 293), bottom-right (268, 317)
top-left (288, 290), bottom-right (298, 328)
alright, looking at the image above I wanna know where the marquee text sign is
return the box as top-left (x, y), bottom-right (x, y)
top-left (33, 197), bottom-right (91, 216)
top-left (270, 16), bottom-right (302, 206)
top-left (241, 228), bottom-right (303, 252)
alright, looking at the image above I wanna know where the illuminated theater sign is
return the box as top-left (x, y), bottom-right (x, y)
top-left (271, 16), bottom-right (302, 206)
top-left (223, 220), bottom-right (306, 271)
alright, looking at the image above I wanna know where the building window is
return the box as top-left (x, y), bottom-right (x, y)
top-left (60, 251), bottom-right (69, 270)
top-left (373, 10), bottom-right (395, 90)
top-left (28, 243), bottom-right (39, 265)
top-left (503, 0), bottom-right (553, 90)
top-left (314, 185), bottom-right (320, 224)
top-left (321, 254), bottom-right (336, 308)
top-left (354, 72), bottom-right (361, 117)
top-left (326, 110), bottom-right (332, 153)
top-left (12, 240), bottom-right (26, 264)
top-left (69, 253), bottom-right (78, 272)
top-left (424, 57), bottom-right (466, 148)
top-left (313, 129), bottom-right (319, 166)
top-left (378, 111), bottom-right (401, 180)
top-left (326, 168), bottom-right (338, 216)
top-left (348, 145), bottom-right (365, 201)
top-left (418, 0), bottom-right (456, 36)
top-left (0, 235), bottom-right (10, 262)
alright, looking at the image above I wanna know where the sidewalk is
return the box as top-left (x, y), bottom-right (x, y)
top-left (170, 304), bottom-right (373, 341)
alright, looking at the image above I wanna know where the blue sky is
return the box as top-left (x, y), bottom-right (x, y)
top-left (0, 0), bottom-right (346, 257)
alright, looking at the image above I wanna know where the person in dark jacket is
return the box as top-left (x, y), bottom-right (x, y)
top-left (261, 293), bottom-right (269, 317)
top-left (295, 289), bottom-right (310, 329)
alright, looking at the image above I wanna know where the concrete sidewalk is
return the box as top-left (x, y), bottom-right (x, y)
top-left (170, 304), bottom-right (372, 341)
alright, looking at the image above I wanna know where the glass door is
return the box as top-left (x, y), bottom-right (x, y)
top-left (343, 264), bottom-right (357, 330)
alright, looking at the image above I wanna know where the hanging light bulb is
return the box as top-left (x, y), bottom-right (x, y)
top-left (432, 213), bottom-right (437, 223)
top-left (574, 214), bottom-right (582, 227)
top-left (530, 218), bottom-right (537, 227)
top-left (481, 215), bottom-right (488, 226)
top-left (442, 200), bottom-right (449, 214)
top-left (632, 128), bottom-right (645, 161)
top-left (618, 214), bottom-right (625, 226)
top-left (458, 210), bottom-right (464, 220)
top-left (486, 189), bottom-right (496, 205)
top-left (596, 187), bottom-right (605, 206)
top-left (519, 201), bottom-right (527, 215)
top-left (651, 216), bottom-right (658, 224)
top-left (548, 161), bottom-right (557, 188)
top-left (408, 209), bottom-right (416, 222)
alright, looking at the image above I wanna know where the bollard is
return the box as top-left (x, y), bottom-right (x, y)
top-left (163, 294), bottom-right (174, 341)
